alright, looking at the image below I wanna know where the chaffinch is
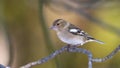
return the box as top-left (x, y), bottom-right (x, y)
top-left (50, 19), bottom-right (104, 46)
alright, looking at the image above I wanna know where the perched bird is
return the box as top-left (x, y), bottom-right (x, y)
top-left (50, 19), bottom-right (104, 46)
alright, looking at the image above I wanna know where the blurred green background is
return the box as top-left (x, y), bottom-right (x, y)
top-left (0, 0), bottom-right (120, 68)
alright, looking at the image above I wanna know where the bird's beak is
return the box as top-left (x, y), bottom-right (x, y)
top-left (50, 26), bottom-right (54, 30)
top-left (50, 26), bottom-right (57, 31)
top-left (50, 26), bottom-right (56, 30)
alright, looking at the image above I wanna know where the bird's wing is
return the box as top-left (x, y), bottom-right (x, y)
top-left (68, 24), bottom-right (95, 40)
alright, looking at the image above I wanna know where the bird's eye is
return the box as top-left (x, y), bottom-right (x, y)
top-left (56, 23), bottom-right (60, 26)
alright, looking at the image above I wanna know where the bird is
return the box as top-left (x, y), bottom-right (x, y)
top-left (50, 19), bottom-right (104, 46)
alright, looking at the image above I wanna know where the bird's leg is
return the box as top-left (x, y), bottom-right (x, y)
top-left (66, 44), bottom-right (71, 51)
top-left (66, 44), bottom-right (78, 52)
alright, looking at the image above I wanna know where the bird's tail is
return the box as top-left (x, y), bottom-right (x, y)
top-left (94, 39), bottom-right (104, 44)
top-left (87, 39), bottom-right (104, 44)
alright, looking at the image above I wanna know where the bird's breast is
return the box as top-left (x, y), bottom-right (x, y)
top-left (57, 31), bottom-right (85, 45)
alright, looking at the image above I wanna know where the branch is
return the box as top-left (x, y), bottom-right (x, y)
top-left (1, 45), bottom-right (120, 68)
top-left (67, 46), bottom-right (93, 68)
top-left (20, 45), bottom-right (93, 68)
top-left (0, 64), bottom-right (6, 68)
top-left (92, 45), bottom-right (120, 62)
top-left (20, 44), bottom-right (120, 68)
top-left (0, 64), bottom-right (10, 68)
top-left (20, 46), bottom-right (68, 68)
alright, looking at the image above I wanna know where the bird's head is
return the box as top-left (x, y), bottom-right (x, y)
top-left (50, 19), bottom-right (69, 31)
